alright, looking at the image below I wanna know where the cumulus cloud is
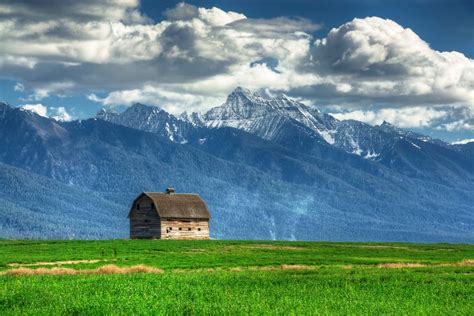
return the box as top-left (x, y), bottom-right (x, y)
top-left (88, 85), bottom-right (224, 114)
top-left (19, 103), bottom-right (48, 117)
top-left (303, 17), bottom-right (474, 108)
top-left (442, 119), bottom-right (474, 131)
top-left (1, 2), bottom-right (474, 133)
top-left (0, 1), bottom-right (315, 99)
top-left (437, 107), bottom-right (474, 131)
top-left (0, 0), bottom-right (148, 23)
top-left (164, 2), bottom-right (246, 26)
top-left (49, 107), bottom-right (72, 121)
top-left (330, 106), bottom-right (448, 128)
top-left (18, 103), bottom-right (72, 121)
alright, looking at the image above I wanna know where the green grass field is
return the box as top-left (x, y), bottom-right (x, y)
top-left (1, 240), bottom-right (473, 315)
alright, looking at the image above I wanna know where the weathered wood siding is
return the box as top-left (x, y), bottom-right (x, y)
top-left (129, 196), bottom-right (161, 239)
top-left (160, 219), bottom-right (210, 240)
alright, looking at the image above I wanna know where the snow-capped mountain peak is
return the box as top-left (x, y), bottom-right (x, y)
top-left (96, 108), bottom-right (119, 121)
top-left (376, 120), bottom-right (448, 147)
top-left (217, 86), bottom-right (270, 119)
top-left (228, 86), bottom-right (261, 101)
top-left (195, 87), bottom-right (338, 144)
top-left (127, 103), bottom-right (162, 115)
top-left (96, 103), bottom-right (193, 144)
top-left (96, 87), bottom-right (452, 165)
top-left (179, 111), bottom-right (204, 126)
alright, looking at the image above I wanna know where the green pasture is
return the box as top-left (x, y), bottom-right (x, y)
top-left (1, 240), bottom-right (473, 315)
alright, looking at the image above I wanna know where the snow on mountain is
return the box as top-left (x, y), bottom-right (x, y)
top-left (96, 103), bottom-right (194, 144)
top-left (95, 88), bottom-right (464, 173)
top-left (185, 88), bottom-right (465, 165)
top-left (2, 100), bottom-right (474, 241)
top-left (179, 88), bottom-right (401, 160)
top-left (96, 108), bottom-right (119, 121)
top-left (332, 120), bottom-right (390, 160)
top-left (179, 111), bottom-right (205, 126)
top-left (452, 140), bottom-right (474, 159)
top-left (376, 121), bottom-right (449, 147)
top-left (199, 87), bottom-right (338, 144)
top-left (452, 139), bottom-right (474, 145)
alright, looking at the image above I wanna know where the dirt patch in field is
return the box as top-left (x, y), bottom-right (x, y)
top-left (248, 265), bottom-right (318, 271)
top-left (439, 259), bottom-right (474, 267)
top-left (376, 259), bottom-right (474, 269)
top-left (3, 259), bottom-right (472, 276)
top-left (2, 264), bottom-right (163, 276)
top-left (8, 259), bottom-right (108, 267)
top-left (248, 266), bottom-right (278, 271)
top-left (280, 264), bottom-right (317, 270)
top-left (172, 265), bottom-right (318, 273)
top-left (377, 263), bottom-right (427, 269)
top-left (4, 267), bottom-right (78, 276)
top-left (184, 248), bottom-right (208, 253)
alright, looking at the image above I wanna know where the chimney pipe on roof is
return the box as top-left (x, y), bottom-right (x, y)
top-left (166, 187), bottom-right (176, 194)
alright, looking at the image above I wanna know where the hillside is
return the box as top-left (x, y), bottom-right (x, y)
top-left (0, 93), bottom-right (474, 242)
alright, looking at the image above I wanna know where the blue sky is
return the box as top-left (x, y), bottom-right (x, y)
top-left (0, 0), bottom-right (473, 142)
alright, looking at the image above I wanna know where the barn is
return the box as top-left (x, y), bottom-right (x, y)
top-left (128, 188), bottom-right (211, 239)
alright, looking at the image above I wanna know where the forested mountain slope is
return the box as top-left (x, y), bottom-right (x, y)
top-left (1, 98), bottom-right (473, 242)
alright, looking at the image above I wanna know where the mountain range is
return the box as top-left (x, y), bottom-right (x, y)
top-left (1, 87), bottom-right (473, 242)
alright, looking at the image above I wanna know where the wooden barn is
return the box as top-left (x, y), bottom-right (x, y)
top-left (128, 188), bottom-right (211, 240)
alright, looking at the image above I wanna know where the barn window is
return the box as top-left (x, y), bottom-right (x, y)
top-left (137, 203), bottom-right (140, 210)
top-left (188, 228), bottom-right (192, 231)
top-left (151, 203), bottom-right (155, 209)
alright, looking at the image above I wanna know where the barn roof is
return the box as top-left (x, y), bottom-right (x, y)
top-left (129, 191), bottom-right (211, 219)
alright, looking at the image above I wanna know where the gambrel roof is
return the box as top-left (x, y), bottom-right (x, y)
top-left (129, 191), bottom-right (211, 220)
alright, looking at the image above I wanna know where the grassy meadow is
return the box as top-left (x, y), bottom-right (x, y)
top-left (0, 240), bottom-right (473, 314)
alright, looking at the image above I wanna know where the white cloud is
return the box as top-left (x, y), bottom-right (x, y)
top-left (50, 106), bottom-right (72, 121)
top-left (452, 139), bottom-right (474, 145)
top-left (0, 54), bottom-right (36, 68)
top-left (439, 107), bottom-right (474, 131)
top-left (18, 103), bottom-right (73, 121)
top-left (305, 17), bottom-right (474, 108)
top-left (443, 120), bottom-right (474, 131)
top-left (0, 2), bottom-right (473, 133)
top-left (88, 61), bottom-right (321, 114)
top-left (0, 2), bottom-right (316, 91)
top-left (24, 82), bottom-right (75, 101)
top-left (0, 0), bottom-right (148, 24)
top-left (89, 85), bottom-right (224, 114)
top-left (19, 103), bottom-right (48, 117)
top-left (331, 106), bottom-right (447, 128)
top-left (14, 82), bottom-right (24, 92)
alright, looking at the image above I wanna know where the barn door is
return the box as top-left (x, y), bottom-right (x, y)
top-left (142, 227), bottom-right (151, 238)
